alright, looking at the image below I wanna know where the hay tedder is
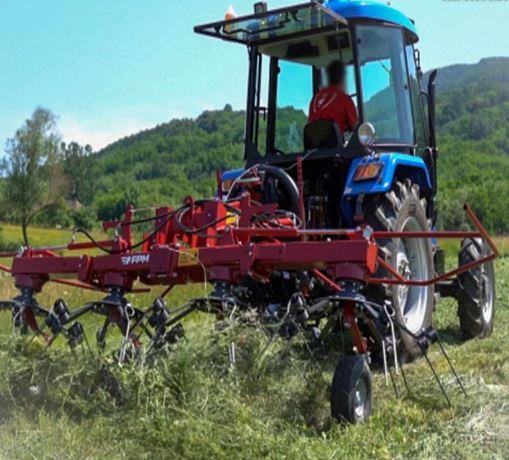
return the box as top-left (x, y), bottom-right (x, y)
top-left (0, 1), bottom-right (498, 423)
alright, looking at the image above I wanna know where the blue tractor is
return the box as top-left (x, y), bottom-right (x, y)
top-left (195, 1), bottom-right (495, 422)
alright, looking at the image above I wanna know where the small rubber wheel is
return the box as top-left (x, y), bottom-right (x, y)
top-left (458, 238), bottom-right (495, 339)
top-left (331, 354), bottom-right (372, 424)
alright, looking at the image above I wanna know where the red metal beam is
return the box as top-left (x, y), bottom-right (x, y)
top-left (370, 253), bottom-right (497, 287)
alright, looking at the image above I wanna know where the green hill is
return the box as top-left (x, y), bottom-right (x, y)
top-left (433, 57), bottom-right (509, 232)
top-left (92, 107), bottom-right (246, 219)
top-left (91, 57), bottom-right (509, 232)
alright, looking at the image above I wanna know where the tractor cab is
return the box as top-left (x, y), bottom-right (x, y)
top-left (195, 0), bottom-right (438, 228)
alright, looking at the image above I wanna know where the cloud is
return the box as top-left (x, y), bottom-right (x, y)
top-left (57, 115), bottom-right (160, 151)
top-left (58, 118), bottom-right (148, 151)
top-left (1, 103), bottom-right (223, 154)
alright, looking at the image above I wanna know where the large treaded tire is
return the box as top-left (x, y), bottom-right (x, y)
top-left (362, 180), bottom-right (434, 358)
top-left (331, 354), bottom-right (372, 424)
top-left (458, 238), bottom-right (495, 339)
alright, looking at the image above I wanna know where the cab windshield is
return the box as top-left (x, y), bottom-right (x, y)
top-left (356, 24), bottom-right (414, 145)
top-left (273, 59), bottom-right (357, 153)
top-left (247, 24), bottom-right (418, 157)
top-left (252, 27), bottom-right (358, 156)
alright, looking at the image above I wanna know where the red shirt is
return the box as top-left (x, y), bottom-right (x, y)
top-left (308, 86), bottom-right (358, 134)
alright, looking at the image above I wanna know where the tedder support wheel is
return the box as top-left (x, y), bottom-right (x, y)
top-left (331, 354), bottom-right (372, 424)
top-left (363, 180), bottom-right (434, 358)
top-left (458, 238), bottom-right (496, 339)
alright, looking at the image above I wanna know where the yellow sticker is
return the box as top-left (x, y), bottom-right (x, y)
top-left (226, 212), bottom-right (238, 226)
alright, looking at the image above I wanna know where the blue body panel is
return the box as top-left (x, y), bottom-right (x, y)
top-left (218, 168), bottom-right (245, 198)
top-left (222, 154), bottom-right (431, 227)
top-left (222, 168), bottom-right (245, 182)
top-left (325, 0), bottom-right (418, 38)
top-left (341, 153), bottom-right (431, 227)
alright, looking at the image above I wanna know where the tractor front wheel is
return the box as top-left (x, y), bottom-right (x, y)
top-left (458, 238), bottom-right (495, 339)
top-left (331, 354), bottom-right (372, 424)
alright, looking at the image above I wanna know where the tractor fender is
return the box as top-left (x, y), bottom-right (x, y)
top-left (341, 153), bottom-right (432, 227)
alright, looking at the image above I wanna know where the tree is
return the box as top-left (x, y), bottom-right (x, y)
top-left (2, 107), bottom-right (68, 246)
top-left (61, 141), bottom-right (95, 205)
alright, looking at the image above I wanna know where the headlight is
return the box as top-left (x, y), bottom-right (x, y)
top-left (353, 162), bottom-right (384, 182)
top-left (358, 122), bottom-right (376, 148)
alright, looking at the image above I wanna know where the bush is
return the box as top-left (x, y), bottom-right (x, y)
top-left (70, 207), bottom-right (97, 231)
top-left (31, 202), bottom-right (74, 229)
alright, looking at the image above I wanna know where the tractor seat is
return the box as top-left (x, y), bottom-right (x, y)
top-left (304, 120), bottom-right (344, 151)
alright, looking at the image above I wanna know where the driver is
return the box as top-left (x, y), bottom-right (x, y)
top-left (308, 60), bottom-right (358, 134)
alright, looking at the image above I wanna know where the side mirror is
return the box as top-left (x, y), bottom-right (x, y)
top-left (427, 69), bottom-right (438, 150)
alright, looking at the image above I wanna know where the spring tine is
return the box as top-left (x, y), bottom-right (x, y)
top-left (12, 305), bottom-right (24, 337)
top-left (82, 329), bottom-right (95, 359)
top-left (421, 349), bottom-right (452, 407)
top-left (97, 317), bottom-right (111, 351)
top-left (27, 323), bottom-right (48, 345)
top-left (139, 322), bottom-right (154, 339)
top-left (436, 333), bottom-right (467, 397)
top-left (391, 317), bottom-right (454, 406)
top-left (387, 365), bottom-right (400, 398)
top-left (382, 340), bottom-right (389, 386)
top-left (398, 354), bottom-right (411, 397)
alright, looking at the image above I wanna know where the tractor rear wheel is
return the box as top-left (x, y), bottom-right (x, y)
top-left (331, 354), bottom-right (372, 424)
top-left (363, 180), bottom-right (434, 358)
top-left (458, 238), bottom-right (495, 339)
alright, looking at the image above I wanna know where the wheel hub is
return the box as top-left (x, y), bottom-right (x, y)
top-left (396, 248), bottom-right (412, 306)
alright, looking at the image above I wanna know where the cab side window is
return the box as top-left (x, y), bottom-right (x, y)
top-left (406, 45), bottom-right (429, 149)
top-left (273, 60), bottom-right (313, 153)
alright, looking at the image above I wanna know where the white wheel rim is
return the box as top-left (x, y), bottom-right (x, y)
top-left (394, 217), bottom-right (430, 334)
top-left (354, 379), bottom-right (368, 420)
top-left (480, 264), bottom-right (495, 323)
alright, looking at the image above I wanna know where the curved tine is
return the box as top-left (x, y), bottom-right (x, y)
top-left (126, 305), bottom-right (153, 340)
top-left (117, 314), bottom-right (141, 364)
top-left (21, 307), bottom-right (53, 349)
top-left (9, 299), bottom-right (29, 338)
top-left (96, 317), bottom-right (111, 352)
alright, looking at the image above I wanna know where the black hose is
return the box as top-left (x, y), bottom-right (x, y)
top-left (75, 205), bottom-right (188, 255)
top-left (175, 207), bottom-right (233, 235)
top-left (259, 165), bottom-right (300, 215)
top-left (118, 209), bottom-right (177, 227)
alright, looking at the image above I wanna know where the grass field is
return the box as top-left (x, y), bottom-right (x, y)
top-left (0, 224), bottom-right (507, 459)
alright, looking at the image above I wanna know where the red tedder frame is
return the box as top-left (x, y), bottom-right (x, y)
top-left (0, 195), bottom-right (498, 299)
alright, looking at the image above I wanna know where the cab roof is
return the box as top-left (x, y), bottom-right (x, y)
top-left (194, 1), bottom-right (418, 46)
top-left (325, 0), bottom-right (417, 38)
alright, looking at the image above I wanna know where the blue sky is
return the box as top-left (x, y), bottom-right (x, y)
top-left (1, 0), bottom-right (508, 151)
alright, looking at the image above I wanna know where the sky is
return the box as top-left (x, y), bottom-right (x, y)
top-left (0, 0), bottom-right (508, 151)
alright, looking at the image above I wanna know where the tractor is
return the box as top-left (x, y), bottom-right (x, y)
top-left (195, 0), bottom-right (496, 421)
top-left (0, 0), bottom-right (496, 425)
